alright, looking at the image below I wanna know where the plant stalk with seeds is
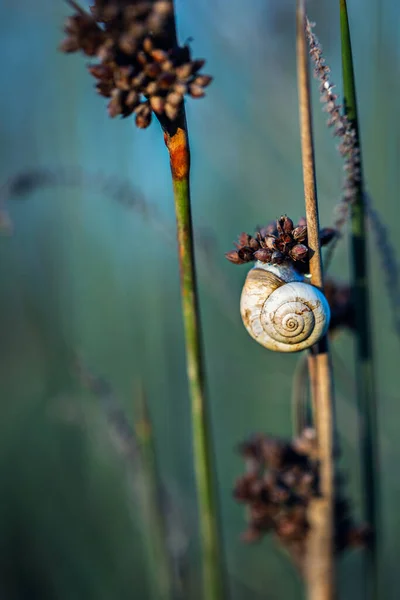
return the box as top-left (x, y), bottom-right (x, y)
top-left (60, 2), bottom-right (223, 598)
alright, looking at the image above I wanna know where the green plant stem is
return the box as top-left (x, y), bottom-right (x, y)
top-left (134, 384), bottom-right (174, 600)
top-left (340, 2), bottom-right (379, 598)
top-left (297, 2), bottom-right (336, 598)
top-left (160, 114), bottom-right (224, 600)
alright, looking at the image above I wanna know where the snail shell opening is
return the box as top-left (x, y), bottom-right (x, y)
top-left (240, 267), bottom-right (331, 353)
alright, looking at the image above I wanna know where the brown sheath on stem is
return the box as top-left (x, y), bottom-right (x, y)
top-left (296, 1), bottom-right (336, 598)
top-left (161, 109), bottom-right (224, 600)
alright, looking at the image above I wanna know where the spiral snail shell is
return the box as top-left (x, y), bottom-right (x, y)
top-left (240, 261), bottom-right (330, 353)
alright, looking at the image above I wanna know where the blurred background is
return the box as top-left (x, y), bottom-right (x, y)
top-left (0, 0), bottom-right (398, 598)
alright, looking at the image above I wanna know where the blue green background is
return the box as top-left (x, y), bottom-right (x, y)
top-left (0, 0), bottom-right (398, 598)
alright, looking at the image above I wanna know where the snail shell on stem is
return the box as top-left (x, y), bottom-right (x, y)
top-left (240, 261), bottom-right (330, 353)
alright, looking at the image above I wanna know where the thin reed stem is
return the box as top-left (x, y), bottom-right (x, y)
top-left (161, 112), bottom-right (224, 600)
top-left (134, 383), bottom-right (174, 600)
top-left (296, 2), bottom-right (336, 598)
top-left (340, 2), bottom-right (379, 597)
top-left (76, 362), bottom-right (173, 600)
top-left (157, 12), bottom-right (224, 599)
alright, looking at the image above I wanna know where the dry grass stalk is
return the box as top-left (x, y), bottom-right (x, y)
top-left (296, 2), bottom-right (336, 598)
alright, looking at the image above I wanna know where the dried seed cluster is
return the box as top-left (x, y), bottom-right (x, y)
top-left (60, 0), bottom-right (212, 128)
top-left (225, 215), bottom-right (336, 274)
top-left (306, 19), bottom-right (361, 242)
top-left (234, 430), bottom-right (370, 570)
top-left (324, 279), bottom-right (355, 333)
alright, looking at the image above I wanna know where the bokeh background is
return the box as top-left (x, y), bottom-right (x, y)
top-left (0, 0), bottom-right (398, 598)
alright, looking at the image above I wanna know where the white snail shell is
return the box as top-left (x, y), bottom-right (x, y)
top-left (240, 261), bottom-right (330, 353)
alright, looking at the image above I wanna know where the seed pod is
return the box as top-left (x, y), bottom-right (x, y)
top-left (289, 244), bottom-right (308, 262)
top-left (166, 91), bottom-right (182, 107)
top-left (237, 232), bottom-right (251, 246)
top-left (264, 235), bottom-right (277, 250)
top-left (176, 63), bottom-right (193, 79)
top-left (271, 251), bottom-right (285, 264)
top-left (193, 75), bottom-right (213, 87)
top-left (225, 250), bottom-right (245, 265)
top-left (249, 237), bottom-right (260, 250)
top-left (292, 225), bottom-right (307, 242)
top-left (254, 249), bottom-right (272, 263)
top-left (150, 96), bottom-right (165, 114)
top-left (108, 90), bottom-right (123, 117)
top-left (164, 102), bottom-right (178, 120)
top-left (283, 216), bottom-right (294, 233)
top-left (320, 227), bottom-right (337, 246)
top-left (238, 246), bottom-right (255, 262)
top-left (189, 84), bottom-right (205, 98)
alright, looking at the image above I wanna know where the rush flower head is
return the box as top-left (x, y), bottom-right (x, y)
top-left (234, 430), bottom-right (370, 571)
top-left (60, 0), bottom-right (213, 128)
top-left (225, 215), bottom-right (336, 274)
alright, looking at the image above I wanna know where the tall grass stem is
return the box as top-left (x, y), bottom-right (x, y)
top-left (134, 383), bottom-right (174, 600)
top-left (340, 2), bottom-right (379, 597)
top-left (160, 114), bottom-right (224, 599)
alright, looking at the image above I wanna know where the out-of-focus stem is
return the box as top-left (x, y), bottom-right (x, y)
top-left (340, 2), bottom-right (379, 598)
top-left (134, 384), bottom-right (174, 600)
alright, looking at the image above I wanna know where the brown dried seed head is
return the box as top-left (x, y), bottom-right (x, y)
top-left (192, 59), bottom-right (206, 72)
top-left (96, 81), bottom-right (113, 97)
top-left (173, 82), bottom-right (187, 95)
top-left (151, 48), bottom-right (168, 63)
top-left (225, 250), bottom-right (245, 265)
top-left (164, 103), bottom-right (179, 120)
top-left (126, 90), bottom-right (139, 107)
top-left (189, 84), bottom-right (205, 98)
top-left (264, 235), bottom-right (277, 250)
top-left (114, 67), bottom-right (132, 91)
top-left (320, 227), bottom-right (337, 246)
top-left (150, 96), bottom-right (165, 114)
top-left (249, 237), bottom-right (260, 250)
top-left (254, 249), bottom-right (272, 263)
top-left (108, 91), bottom-right (123, 117)
top-left (166, 91), bottom-right (182, 107)
top-left (145, 81), bottom-right (158, 95)
top-left (88, 63), bottom-right (112, 80)
top-left (175, 63), bottom-right (193, 79)
top-left (282, 216), bottom-right (294, 233)
top-left (297, 217), bottom-right (307, 227)
top-left (59, 37), bottom-right (80, 53)
top-left (119, 33), bottom-right (138, 54)
top-left (289, 244), bottom-right (309, 262)
top-left (153, 0), bottom-right (173, 16)
top-left (237, 232), bottom-right (251, 246)
top-left (238, 246), bottom-right (255, 262)
top-left (292, 225), bottom-right (307, 242)
top-left (193, 74), bottom-right (213, 87)
top-left (135, 105), bottom-right (152, 128)
top-left (62, 1), bottom-right (212, 128)
top-left (271, 251), bottom-right (285, 264)
top-left (145, 62), bottom-right (162, 78)
top-left (161, 59), bottom-right (174, 72)
top-left (143, 36), bottom-right (153, 53)
top-left (158, 72), bottom-right (176, 89)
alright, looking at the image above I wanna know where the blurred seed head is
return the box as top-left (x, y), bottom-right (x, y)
top-left (60, 1), bottom-right (213, 128)
top-left (234, 430), bottom-right (370, 569)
